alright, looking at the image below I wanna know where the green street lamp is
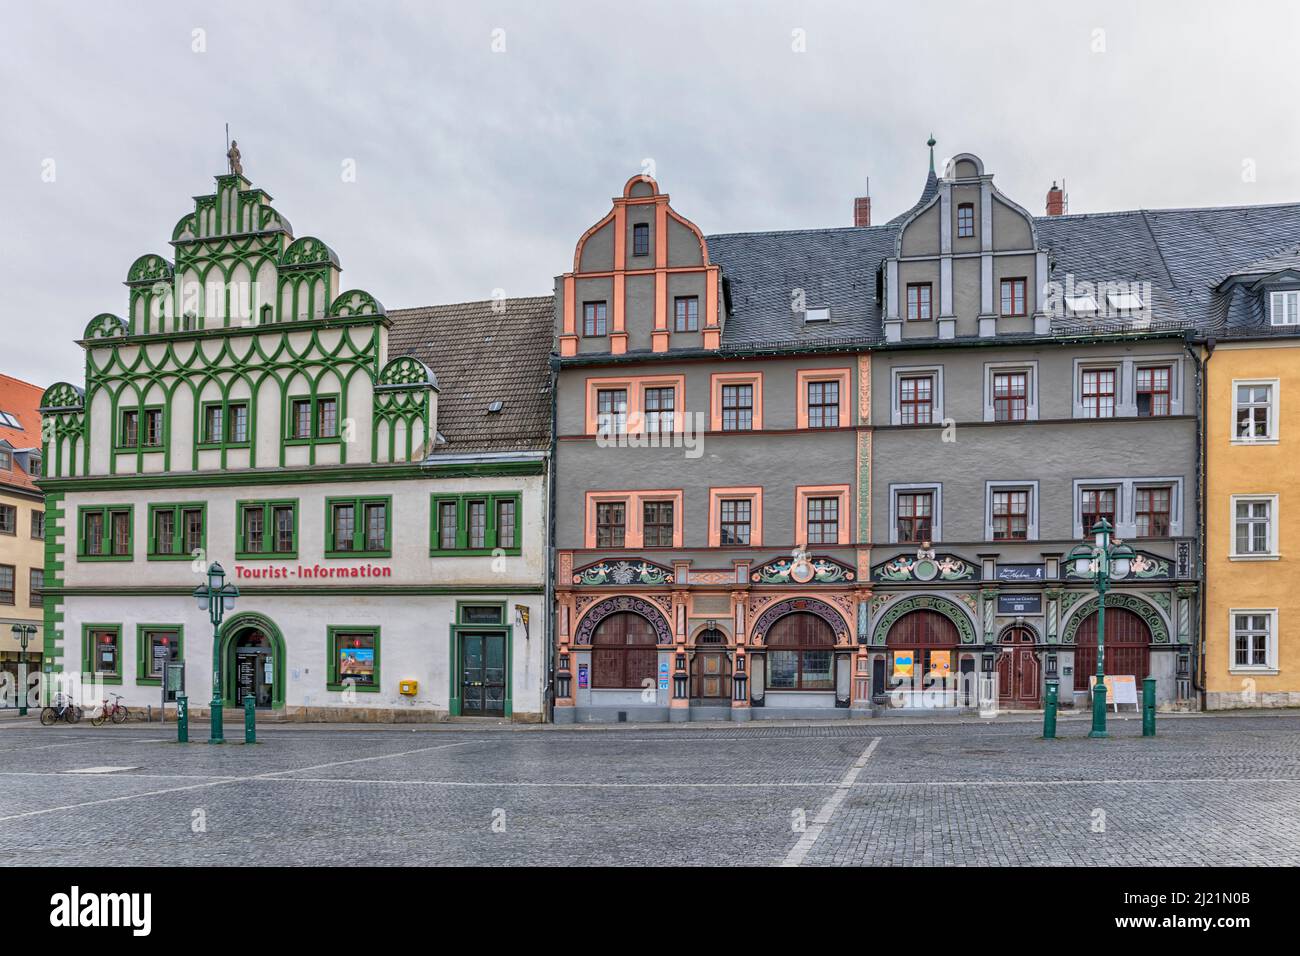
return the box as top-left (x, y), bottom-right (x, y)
top-left (10, 624), bottom-right (37, 716)
top-left (192, 562), bottom-right (239, 744)
top-left (1067, 519), bottom-right (1135, 738)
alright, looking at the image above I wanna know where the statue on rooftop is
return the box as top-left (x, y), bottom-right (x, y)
top-left (227, 140), bottom-right (243, 176)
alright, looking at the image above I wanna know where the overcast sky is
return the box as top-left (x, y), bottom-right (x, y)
top-left (3, 0), bottom-right (1299, 387)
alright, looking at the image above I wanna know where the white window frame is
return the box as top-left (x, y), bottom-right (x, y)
top-left (1270, 290), bottom-right (1300, 326)
top-left (1231, 378), bottom-right (1279, 444)
top-left (889, 483), bottom-right (942, 544)
top-left (1074, 481), bottom-right (1123, 538)
top-left (1229, 494), bottom-right (1279, 560)
top-left (1228, 608), bottom-right (1279, 674)
top-left (982, 361), bottom-right (1039, 422)
top-left (985, 480), bottom-right (1039, 542)
top-left (890, 365), bottom-right (944, 425)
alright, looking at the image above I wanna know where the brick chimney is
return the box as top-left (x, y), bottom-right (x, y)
top-left (853, 177), bottom-right (871, 227)
top-left (1046, 181), bottom-right (1066, 216)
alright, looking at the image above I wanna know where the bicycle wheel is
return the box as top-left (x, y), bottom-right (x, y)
top-left (66, 706), bottom-right (83, 724)
top-left (91, 711), bottom-right (107, 727)
top-left (111, 706), bottom-right (129, 724)
top-left (40, 707), bottom-right (57, 726)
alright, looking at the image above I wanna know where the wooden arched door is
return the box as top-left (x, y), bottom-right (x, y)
top-left (996, 626), bottom-right (1040, 707)
top-left (1073, 607), bottom-right (1151, 690)
top-left (885, 609), bottom-right (959, 684)
top-left (590, 612), bottom-right (659, 689)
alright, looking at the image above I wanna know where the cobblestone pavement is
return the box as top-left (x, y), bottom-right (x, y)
top-left (1, 712), bottom-right (1297, 866)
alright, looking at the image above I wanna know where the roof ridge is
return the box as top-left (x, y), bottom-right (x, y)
top-left (1139, 209), bottom-right (1177, 290)
top-left (1040, 199), bottom-right (1300, 221)
top-left (389, 294), bottom-right (554, 314)
top-left (707, 224), bottom-right (897, 240)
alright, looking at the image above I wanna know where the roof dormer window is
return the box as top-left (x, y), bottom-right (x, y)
top-left (804, 307), bottom-right (830, 324)
top-left (0, 411), bottom-right (20, 429)
top-left (1270, 290), bottom-right (1300, 326)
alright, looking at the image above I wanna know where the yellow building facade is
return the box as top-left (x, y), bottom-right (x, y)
top-left (1205, 338), bottom-right (1300, 709)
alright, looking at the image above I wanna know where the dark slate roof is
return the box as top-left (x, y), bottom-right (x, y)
top-left (705, 198), bottom-right (1300, 348)
top-left (388, 296), bottom-right (553, 454)
top-left (886, 169), bottom-right (940, 226)
top-left (708, 225), bottom-right (898, 348)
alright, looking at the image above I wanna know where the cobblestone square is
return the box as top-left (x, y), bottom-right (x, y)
top-left (1, 712), bottom-right (1297, 866)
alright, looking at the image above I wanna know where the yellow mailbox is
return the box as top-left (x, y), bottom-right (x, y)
top-left (398, 680), bottom-right (418, 696)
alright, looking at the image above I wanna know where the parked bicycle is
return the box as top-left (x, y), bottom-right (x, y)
top-left (90, 693), bottom-right (131, 727)
top-left (39, 693), bottom-right (83, 726)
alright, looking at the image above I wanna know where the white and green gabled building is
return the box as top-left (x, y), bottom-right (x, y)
top-left (38, 166), bottom-right (554, 721)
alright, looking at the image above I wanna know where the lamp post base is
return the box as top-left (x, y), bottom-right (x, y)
top-left (209, 699), bottom-right (224, 744)
top-left (1089, 684), bottom-right (1108, 738)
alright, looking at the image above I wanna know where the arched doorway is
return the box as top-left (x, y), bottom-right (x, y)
top-left (997, 626), bottom-right (1040, 707)
top-left (766, 613), bottom-right (835, 691)
top-left (691, 627), bottom-right (731, 700)
top-left (219, 613), bottom-right (286, 709)
top-left (886, 609), bottom-right (959, 686)
top-left (590, 611), bottom-right (658, 689)
top-left (1073, 607), bottom-right (1151, 690)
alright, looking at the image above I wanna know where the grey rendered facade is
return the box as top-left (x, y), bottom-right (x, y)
top-left (550, 146), bottom-right (1300, 722)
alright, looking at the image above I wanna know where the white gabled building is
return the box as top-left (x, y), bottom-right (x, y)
top-left (38, 162), bottom-right (553, 722)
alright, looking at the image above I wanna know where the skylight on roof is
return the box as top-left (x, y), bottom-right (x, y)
top-left (0, 411), bottom-right (21, 429)
top-left (1065, 295), bottom-right (1098, 314)
top-left (1106, 291), bottom-right (1143, 311)
top-left (804, 307), bottom-right (830, 323)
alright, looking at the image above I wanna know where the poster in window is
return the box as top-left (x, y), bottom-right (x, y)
top-left (929, 650), bottom-right (951, 677)
top-left (339, 647), bottom-right (374, 683)
top-left (892, 650), bottom-right (914, 678)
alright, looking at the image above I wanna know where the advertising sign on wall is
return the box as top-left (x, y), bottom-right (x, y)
top-left (893, 650), bottom-right (915, 678)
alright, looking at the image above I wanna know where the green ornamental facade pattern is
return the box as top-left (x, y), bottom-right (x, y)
top-left (1060, 592), bottom-right (1171, 645)
top-left (35, 168), bottom-right (525, 709)
top-left (870, 594), bottom-right (978, 646)
top-left (40, 169), bottom-right (435, 482)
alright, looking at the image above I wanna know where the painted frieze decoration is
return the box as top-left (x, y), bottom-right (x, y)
top-left (871, 549), bottom-right (979, 583)
top-left (573, 596), bottom-right (674, 645)
top-left (751, 549), bottom-right (855, 585)
top-left (1064, 550), bottom-right (1172, 581)
top-left (572, 559), bottom-right (675, 587)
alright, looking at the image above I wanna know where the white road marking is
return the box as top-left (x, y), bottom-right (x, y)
top-left (62, 766), bottom-right (138, 774)
top-left (782, 736), bottom-right (881, 867)
top-left (0, 739), bottom-right (480, 823)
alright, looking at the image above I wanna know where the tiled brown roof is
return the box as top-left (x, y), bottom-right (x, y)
top-left (388, 296), bottom-right (554, 454)
top-left (0, 373), bottom-right (45, 494)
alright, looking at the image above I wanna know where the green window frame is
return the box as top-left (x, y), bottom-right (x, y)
top-left (77, 505), bottom-right (134, 561)
top-left (325, 496), bottom-right (392, 557)
top-left (147, 503), bottom-right (207, 561)
top-left (284, 393), bottom-right (341, 445)
top-left (115, 405), bottom-right (165, 450)
top-left (235, 499), bottom-right (299, 559)
top-left (135, 624), bottom-right (184, 685)
top-left (198, 400), bottom-right (251, 449)
top-left (327, 625), bottom-right (381, 693)
top-left (83, 624), bottom-right (123, 685)
top-left (429, 493), bottom-right (523, 556)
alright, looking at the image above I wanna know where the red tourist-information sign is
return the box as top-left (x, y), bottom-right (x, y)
top-left (234, 564), bottom-right (393, 580)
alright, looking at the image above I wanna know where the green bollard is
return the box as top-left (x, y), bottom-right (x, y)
top-left (1043, 680), bottom-right (1058, 739)
top-left (244, 694), bottom-right (256, 744)
top-left (1142, 677), bottom-right (1156, 737)
top-left (176, 694), bottom-right (188, 743)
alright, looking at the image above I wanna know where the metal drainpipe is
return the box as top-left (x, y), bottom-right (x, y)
top-left (1185, 334), bottom-right (1214, 708)
top-left (544, 358), bottom-right (559, 723)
